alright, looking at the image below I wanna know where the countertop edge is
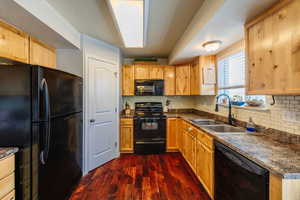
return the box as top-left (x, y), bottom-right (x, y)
top-left (0, 147), bottom-right (19, 160)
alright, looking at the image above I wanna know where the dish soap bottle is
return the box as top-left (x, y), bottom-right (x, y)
top-left (246, 117), bottom-right (256, 133)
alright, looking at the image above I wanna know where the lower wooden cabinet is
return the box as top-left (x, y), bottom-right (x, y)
top-left (167, 118), bottom-right (178, 152)
top-left (269, 173), bottom-right (300, 200)
top-left (178, 120), bottom-right (214, 199)
top-left (2, 190), bottom-right (15, 200)
top-left (196, 139), bottom-right (214, 199)
top-left (0, 155), bottom-right (15, 200)
top-left (120, 118), bottom-right (134, 153)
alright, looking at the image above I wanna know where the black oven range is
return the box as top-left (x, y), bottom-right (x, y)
top-left (134, 102), bottom-right (166, 154)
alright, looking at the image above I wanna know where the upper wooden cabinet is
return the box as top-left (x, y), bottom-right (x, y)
top-left (164, 66), bottom-right (176, 96)
top-left (0, 20), bottom-right (29, 63)
top-left (29, 37), bottom-right (56, 68)
top-left (135, 65), bottom-right (164, 80)
top-left (245, 0), bottom-right (300, 95)
top-left (191, 56), bottom-right (216, 95)
top-left (176, 64), bottom-right (191, 95)
top-left (122, 65), bottom-right (135, 96)
top-left (134, 65), bottom-right (149, 80)
top-left (149, 65), bottom-right (164, 79)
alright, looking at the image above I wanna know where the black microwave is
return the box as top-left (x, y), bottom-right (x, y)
top-left (135, 80), bottom-right (164, 96)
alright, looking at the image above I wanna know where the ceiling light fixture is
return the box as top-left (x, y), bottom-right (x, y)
top-left (106, 0), bottom-right (149, 48)
top-left (202, 40), bottom-right (222, 52)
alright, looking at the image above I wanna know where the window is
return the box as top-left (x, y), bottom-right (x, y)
top-left (217, 50), bottom-right (265, 104)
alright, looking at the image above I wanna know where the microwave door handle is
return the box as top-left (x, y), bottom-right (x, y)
top-left (40, 79), bottom-right (51, 165)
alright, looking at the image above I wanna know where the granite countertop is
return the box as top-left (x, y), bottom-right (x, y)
top-left (0, 147), bottom-right (18, 160)
top-left (178, 114), bottom-right (300, 179)
top-left (121, 112), bottom-right (300, 179)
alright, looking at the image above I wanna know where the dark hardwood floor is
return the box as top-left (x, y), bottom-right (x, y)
top-left (69, 153), bottom-right (211, 200)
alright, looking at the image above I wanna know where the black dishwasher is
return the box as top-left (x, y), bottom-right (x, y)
top-left (215, 141), bottom-right (269, 200)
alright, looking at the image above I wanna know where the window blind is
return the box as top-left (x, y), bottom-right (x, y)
top-left (218, 51), bottom-right (245, 90)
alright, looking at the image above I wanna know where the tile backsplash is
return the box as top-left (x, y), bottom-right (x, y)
top-left (194, 96), bottom-right (300, 135)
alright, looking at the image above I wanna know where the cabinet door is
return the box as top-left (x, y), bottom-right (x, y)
top-left (164, 66), bottom-right (176, 95)
top-left (246, 0), bottom-right (300, 95)
top-left (0, 20), bottom-right (29, 63)
top-left (177, 120), bottom-right (183, 152)
top-left (190, 60), bottom-right (200, 95)
top-left (176, 65), bottom-right (191, 95)
top-left (135, 65), bottom-right (149, 79)
top-left (120, 119), bottom-right (133, 153)
top-left (30, 37), bottom-right (56, 68)
top-left (196, 141), bottom-right (214, 199)
top-left (167, 118), bottom-right (178, 152)
top-left (149, 65), bottom-right (164, 79)
top-left (122, 65), bottom-right (135, 96)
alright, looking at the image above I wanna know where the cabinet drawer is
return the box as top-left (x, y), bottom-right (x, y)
top-left (0, 155), bottom-right (14, 180)
top-left (1, 190), bottom-right (15, 200)
top-left (121, 118), bottom-right (133, 126)
top-left (196, 129), bottom-right (213, 150)
top-left (0, 174), bottom-right (14, 199)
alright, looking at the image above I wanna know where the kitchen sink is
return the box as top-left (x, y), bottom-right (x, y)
top-left (191, 119), bottom-right (223, 126)
top-left (202, 125), bottom-right (245, 133)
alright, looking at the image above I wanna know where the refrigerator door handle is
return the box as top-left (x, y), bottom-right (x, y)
top-left (40, 78), bottom-right (51, 165)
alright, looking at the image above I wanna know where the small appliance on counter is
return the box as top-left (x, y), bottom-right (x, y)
top-left (134, 80), bottom-right (164, 96)
top-left (134, 102), bottom-right (166, 154)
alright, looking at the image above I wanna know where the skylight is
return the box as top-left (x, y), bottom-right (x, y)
top-left (107, 0), bottom-right (148, 48)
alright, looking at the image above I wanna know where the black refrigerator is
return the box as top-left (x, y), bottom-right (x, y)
top-left (0, 62), bottom-right (83, 200)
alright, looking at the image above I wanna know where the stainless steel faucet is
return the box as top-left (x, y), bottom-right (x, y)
top-left (215, 94), bottom-right (235, 126)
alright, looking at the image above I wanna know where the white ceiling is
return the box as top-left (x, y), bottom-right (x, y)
top-left (169, 0), bottom-right (279, 64)
top-left (46, 0), bottom-right (204, 58)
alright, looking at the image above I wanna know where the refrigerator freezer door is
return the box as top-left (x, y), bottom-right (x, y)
top-left (32, 67), bottom-right (83, 121)
top-left (39, 112), bottom-right (82, 200)
top-left (43, 67), bottom-right (83, 117)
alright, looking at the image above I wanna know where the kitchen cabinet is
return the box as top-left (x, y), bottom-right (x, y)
top-left (135, 65), bottom-right (149, 80)
top-left (164, 66), bottom-right (176, 95)
top-left (122, 65), bottom-right (135, 96)
top-left (196, 139), bottom-right (214, 199)
top-left (177, 119), bottom-right (214, 199)
top-left (269, 173), bottom-right (300, 200)
top-left (191, 56), bottom-right (216, 95)
top-left (0, 155), bottom-right (15, 200)
top-left (120, 118), bottom-right (134, 153)
top-left (135, 65), bottom-right (164, 80)
top-left (0, 20), bottom-right (29, 64)
top-left (176, 64), bottom-right (191, 95)
top-left (245, 0), bottom-right (300, 95)
top-left (177, 119), bottom-right (184, 152)
top-left (149, 65), bottom-right (164, 79)
top-left (167, 118), bottom-right (178, 152)
top-left (29, 37), bottom-right (56, 68)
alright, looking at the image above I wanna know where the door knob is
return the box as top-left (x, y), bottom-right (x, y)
top-left (90, 119), bottom-right (95, 123)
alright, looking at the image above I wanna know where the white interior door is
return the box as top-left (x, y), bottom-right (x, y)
top-left (87, 57), bottom-right (118, 171)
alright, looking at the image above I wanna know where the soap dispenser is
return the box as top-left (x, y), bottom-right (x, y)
top-left (246, 117), bottom-right (256, 133)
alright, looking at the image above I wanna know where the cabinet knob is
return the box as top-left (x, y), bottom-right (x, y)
top-left (90, 119), bottom-right (95, 123)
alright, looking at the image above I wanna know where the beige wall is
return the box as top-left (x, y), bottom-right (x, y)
top-left (122, 96), bottom-right (195, 110)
